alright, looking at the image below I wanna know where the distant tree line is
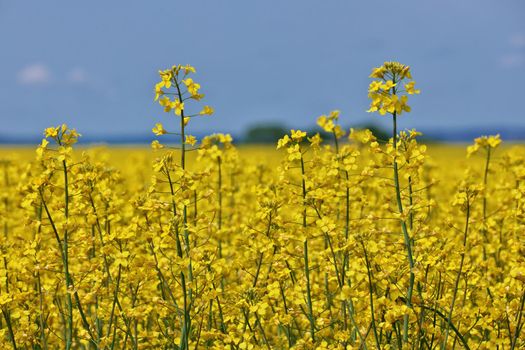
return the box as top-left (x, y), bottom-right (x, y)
top-left (242, 123), bottom-right (391, 144)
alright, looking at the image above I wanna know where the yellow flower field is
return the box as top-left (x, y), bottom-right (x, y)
top-left (0, 63), bottom-right (524, 349)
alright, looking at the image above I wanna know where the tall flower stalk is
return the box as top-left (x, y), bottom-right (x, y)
top-left (367, 61), bottom-right (420, 343)
top-left (152, 64), bottom-right (214, 349)
top-left (467, 134), bottom-right (501, 259)
top-left (277, 129), bottom-right (316, 342)
top-left (442, 184), bottom-right (478, 349)
top-left (37, 125), bottom-right (97, 349)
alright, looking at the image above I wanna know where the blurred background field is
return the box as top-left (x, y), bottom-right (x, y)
top-left (2, 143), bottom-right (524, 160)
top-left (2, 142), bottom-right (524, 177)
top-left (0, 144), bottom-right (484, 168)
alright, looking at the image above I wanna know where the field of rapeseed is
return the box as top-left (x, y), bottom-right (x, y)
top-left (0, 62), bottom-right (524, 349)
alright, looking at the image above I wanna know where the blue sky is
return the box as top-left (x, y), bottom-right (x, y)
top-left (1, 0), bottom-right (524, 138)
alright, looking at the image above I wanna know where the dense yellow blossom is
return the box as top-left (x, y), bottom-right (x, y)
top-left (0, 63), bottom-right (523, 350)
top-left (367, 61), bottom-right (419, 116)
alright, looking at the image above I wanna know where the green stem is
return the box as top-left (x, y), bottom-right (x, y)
top-left (481, 146), bottom-right (491, 262)
top-left (299, 152), bottom-right (316, 342)
top-left (254, 313), bottom-right (271, 350)
top-left (2, 309), bottom-right (17, 350)
top-left (88, 192), bottom-right (113, 284)
top-left (361, 241), bottom-right (381, 350)
top-left (304, 239), bottom-right (315, 342)
top-left (511, 287), bottom-right (525, 350)
top-left (442, 198), bottom-right (470, 349)
top-left (36, 270), bottom-right (48, 349)
top-left (392, 112), bottom-right (416, 343)
top-left (175, 76), bottom-right (192, 350)
top-left (165, 168), bottom-right (183, 257)
top-left (482, 147), bottom-right (491, 228)
top-left (420, 305), bottom-right (470, 350)
top-left (61, 160), bottom-right (74, 350)
top-left (107, 264), bottom-right (122, 340)
top-left (278, 281), bottom-right (295, 347)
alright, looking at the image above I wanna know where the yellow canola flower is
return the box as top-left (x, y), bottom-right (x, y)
top-left (405, 81), bottom-right (421, 95)
top-left (173, 100), bottom-right (184, 116)
top-left (317, 115), bottom-right (335, 132)
top-left (367, 61), bottom-right (418, 117)
top-left (159, 97), bottom-right (184, 115)
top-left (36, 139), bottom-right (49, 159)
top-left (158, 96), bottom-right (172, 112)
top-left (287, 143), bottom-right (302, 161)
top-left (290, 129), bottom-right (307, 142)
top-left (368, 81), bottom-right (382, 92)
top-left (350, 128), bottom-right (376, 144)
top-left (0, 293), bottom-right (12, 306)
top-left (151, 140), bottom-right (164, 150)
top-left (62, 129), bottom-right (81, 146)
top-left (199, 105), bottom-right (214, 116)
top-left (316, 217), bottom-right (336, 233)
top-left (370, 66), bottom-right (386, 79)
top-left (317, 110), bottom-right (341, 133)
top-left (44, 127), bottom-right (58, 138)
top-left (180, 64), bottom-right (196, 75)
top-left (467, 134), bottom-right (501, 157)
top-left (114, 251), bottom-right (130, 267)
top-left (152, 123), bottom-right (167, 136)
top-left (381, 80), bottom-right (396, 91)
top-left (57, 146), bottom-right (72, 162)
top-left (218, 133), bottom-right (232, 144)
top-left (183, 78), bottom-right (201, 96)
top-left (486, 134), bottom-right (502, 148)
top-left (154, 82), bottom-right (165, 101)
top-left (159, 69), bottom-right (172, 88)
top-left (309, 133), bottom-right (322, 147)
top-left (277, 134), bottom-right (290, 149)
top-left (185, 135), bottom-right (197, 146)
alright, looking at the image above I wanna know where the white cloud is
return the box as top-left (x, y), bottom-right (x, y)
top-left (67, 67), bottom-right (88, 83)
top-left (17, 63), bottom-right (52, 85)
top-left (510, 33), bottom-right (525, 49)
top-left (499, 53), bottom-right (525, 68)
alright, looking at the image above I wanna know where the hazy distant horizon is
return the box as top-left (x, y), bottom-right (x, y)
top-left (2, 123), bottom-right (525, 144)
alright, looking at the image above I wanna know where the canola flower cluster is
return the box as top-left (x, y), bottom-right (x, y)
top-left (0, 62), bottom-right (524, 350)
